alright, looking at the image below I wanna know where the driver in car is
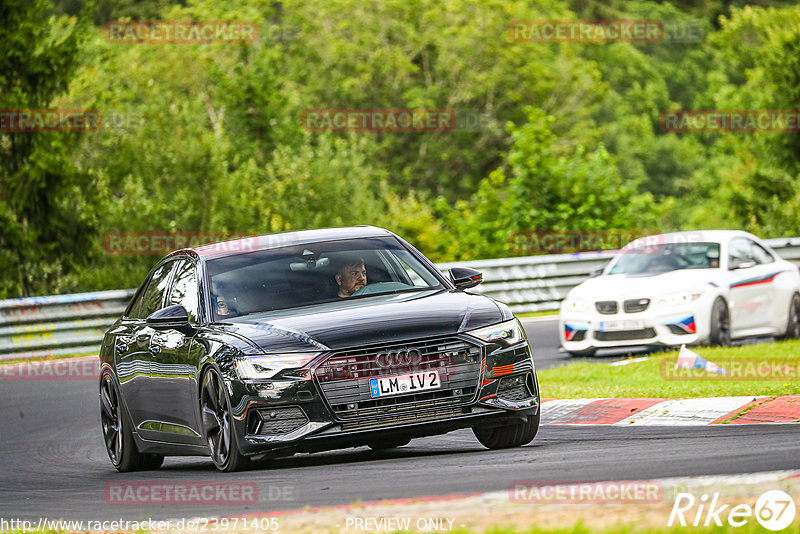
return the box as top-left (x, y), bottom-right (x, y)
top-left (334, 257), bottom-right (367, 298)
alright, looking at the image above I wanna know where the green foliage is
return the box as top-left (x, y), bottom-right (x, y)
top-left (438, 107), bottom-right (652, 259)
top-left (0, 0), bottom-right (94, 297)
top-left (695, 5), bottom-right (800, 236)
top-left (2, 0), bottom-right (800, 296)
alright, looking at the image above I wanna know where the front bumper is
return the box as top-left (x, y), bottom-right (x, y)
top-left (227, 335), bottom-right (539, 457)
top-left (560, 303), bottom-right (710, 352)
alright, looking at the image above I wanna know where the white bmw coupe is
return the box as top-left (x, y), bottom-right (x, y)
top-left (559, 230), bottom-right (800, 356)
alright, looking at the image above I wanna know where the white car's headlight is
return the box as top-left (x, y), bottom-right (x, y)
top-left (664, 290), bottom-right (704, 306)
top-left (467, 319), bottom-right (526, 346)
top-left (235, 353), bottom-right (320, 379)
top-left (562, 298), bottom-right (589, 313)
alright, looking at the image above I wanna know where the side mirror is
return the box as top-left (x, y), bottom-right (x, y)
top-left (589, 267), bottom-right (604, 278)
top-left (146, 305), bottom-right (196, 336)
top-left (729, 258), bottom-right (757, 270)
top-left (450, 267), bottom-right (483, 290)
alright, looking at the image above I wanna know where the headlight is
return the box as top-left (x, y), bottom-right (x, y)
top-left (235, 353), bottom-right (320, 379)
top-left (467, 319), bottom-right (526, 346)
top-left (664, 290), bottom-right (704, 306)
top-left (562, 298), bottom-right (589, 313)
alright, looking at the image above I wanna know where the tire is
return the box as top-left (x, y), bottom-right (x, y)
top-left (473, 411), bottom-right (540, 449)
top-left (99, 371), bottom-right (164, 472)
top-left (367, 438), bottom-right (411, 450)
top-left (201, 369), bottom-right (252, 472)
top-left (778, 293), bottom-right (800, 340)
top-left (567, 349), bottom-right (596, 357)
top-left (708, 297), bottom-right (731, 346)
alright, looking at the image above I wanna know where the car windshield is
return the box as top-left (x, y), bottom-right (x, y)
top-left (609, 242), bottom-right (721, 275)
top-left (206, 237), bottom-right (444, 319)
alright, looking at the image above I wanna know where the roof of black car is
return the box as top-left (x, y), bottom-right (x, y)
top-left (169, 225), bottom-right (395, 260)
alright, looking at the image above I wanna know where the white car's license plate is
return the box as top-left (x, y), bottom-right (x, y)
top-left (369, 370), bottom-right (441, 398)
top-left (599, 319), bottom-right (646, 331)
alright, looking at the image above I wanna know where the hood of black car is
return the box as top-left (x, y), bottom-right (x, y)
top-left (218, 289), bottom-right (505, 353)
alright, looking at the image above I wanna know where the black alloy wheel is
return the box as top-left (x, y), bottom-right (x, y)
top-left (201, 369), bottom-right (251, 471)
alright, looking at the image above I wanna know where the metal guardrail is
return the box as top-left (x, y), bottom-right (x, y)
top-left (1, 238), bottom-right (798, 360)
top-left (0, 290), bottom-right (134, 361)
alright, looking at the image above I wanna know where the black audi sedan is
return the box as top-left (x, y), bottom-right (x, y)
top-left (99, 226), bottom-right (540, 471)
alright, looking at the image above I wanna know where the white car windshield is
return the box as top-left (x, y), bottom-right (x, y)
top-left (609, 242), bottom-right (721, 275)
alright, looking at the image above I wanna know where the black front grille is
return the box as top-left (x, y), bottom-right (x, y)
top-left (594, 328), bottom-right (656, 341)
top-left (339, 407), bottom-right (471, 432)
top-left (497, 374), bottom-right (534, 402)
top-left (624, 299), bottom-right (650, 313)
top-left (314, 337), bottom-right (482, 419)
top-left (248, 406), bottom-right (308, 436)
top-left (667, 324), bottom-right (692, 335)
top-left (596, 301), bottom-right (618, 314)
top-left (568, 329), bottom-right (587, 342)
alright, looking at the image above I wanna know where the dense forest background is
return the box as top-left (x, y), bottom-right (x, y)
top-left (2, 0), bottom-right (800, 297)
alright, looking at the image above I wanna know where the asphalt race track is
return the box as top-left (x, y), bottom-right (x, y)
top-left (1, 362), bottom-right (799, 522)
top-left (521, 317), bottom-right (652, 368)
top-left (521, 317), bottom-right (566, 368)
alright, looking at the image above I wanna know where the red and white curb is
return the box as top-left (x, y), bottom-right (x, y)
top-left (541, 396), bottom-right (800, 425)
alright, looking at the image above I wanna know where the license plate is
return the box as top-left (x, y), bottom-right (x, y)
top-left (599, 319), bottom-right (645, 331)
top-left (369, 370), bottom-right (441, 398)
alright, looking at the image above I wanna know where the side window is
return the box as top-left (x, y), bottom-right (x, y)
top-left (137, 261), bottom-right (175, 319)
top-left (750, 241), bottom-right (774, 265)
top-left (124, 285), bottom-right (147, 319)
top-left (168, 260), bottom-right (200, 323)
top-left (395, 255), bottom-right (427, 287)
top-left (728, 238), bottom-right (752, 263)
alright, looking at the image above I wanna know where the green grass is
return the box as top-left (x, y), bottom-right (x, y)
top-left (516, 310), bottom-right (559, 318)
top-left (0, 351), bottom-right (97, 365)
top-left (538, 340), bottom-right (800, 399)
top-left (477, 524), bottom-right (800, 534)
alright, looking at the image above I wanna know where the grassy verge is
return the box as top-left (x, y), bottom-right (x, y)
top-left (472, 525), bottom-right (791, 533)
top-left (538, 340), bottom-right (800, 398)
top-left (516, 310), bottom-right (559, 318)
top-left (0, 351), bottom-right (97, 365)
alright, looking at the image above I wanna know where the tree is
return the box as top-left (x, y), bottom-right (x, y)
top-left (0, 0), bottom-right (94, 297)
top-left (438, 106), bottom-right (656, 260)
